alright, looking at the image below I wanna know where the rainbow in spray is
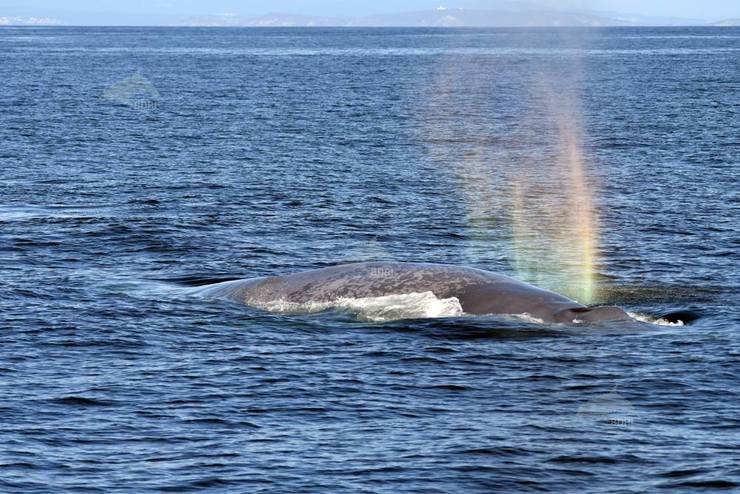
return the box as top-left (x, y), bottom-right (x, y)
top-left (510, 86), bottom-right (600, 304)
top-left (420, 36), bottom-right (600, 304)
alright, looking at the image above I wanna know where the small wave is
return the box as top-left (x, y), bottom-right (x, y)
top-left (253, 291), bottom-right (464, 322)
top-left (657, 479), bottom-right (738, 489)
top-left (157, 275), bottom-right (244, 287)
top-left (49, 396), bottom-right (115, 407)
top-left (0, 204), bottom-right (119, 222)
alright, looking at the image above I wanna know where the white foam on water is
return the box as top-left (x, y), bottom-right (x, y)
top-left (509, 313), bottom-right (546, 325)
top-left (252, 291), bottom-right (464, 322)
top-left (627, 311), bottom-right (685, 327)
top-left (0, 204), bottom-right (120, 222)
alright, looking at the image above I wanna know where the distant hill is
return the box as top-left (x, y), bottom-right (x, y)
top-left (0, 15), bottom-right (59, 25)
top-left (353, 9), bottom-right (629, 27)
top-left (1, 5), bottom-right (715, 27)
top-left (184, 8), bottom-right (639, 28)
top-left (711, 19), bottom-right (740, 26)
top-left (183, 13), bottom-right (335, 27)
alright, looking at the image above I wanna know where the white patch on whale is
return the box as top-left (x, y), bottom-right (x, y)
top-left (250, 291), bottom-right (464, 322)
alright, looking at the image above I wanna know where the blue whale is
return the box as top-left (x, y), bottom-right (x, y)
top-left (195, 262), bottom-right (634, 323)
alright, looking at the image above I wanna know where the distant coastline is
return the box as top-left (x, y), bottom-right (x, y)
top-left (2, 7), bottom-right (734, 28)
top-left (0, 15), bottom-right (59, 25)
top-left (180, 9), bottom-right (711, 28)
top-left (710, 19), bottom-right (740, 26)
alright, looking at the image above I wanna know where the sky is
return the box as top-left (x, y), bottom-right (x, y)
top-left (1, 0), bottom-right (738, 24)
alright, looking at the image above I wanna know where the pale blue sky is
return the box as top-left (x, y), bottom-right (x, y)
top-left (1, 0), bottom-right (738, 23)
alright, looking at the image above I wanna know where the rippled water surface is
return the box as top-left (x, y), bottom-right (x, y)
top-left (1, 26), bottom-right (739, 493)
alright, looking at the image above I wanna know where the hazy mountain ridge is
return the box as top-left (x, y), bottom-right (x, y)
top-left (183, 8), bottom-right (711, 28)
top-left (711, 19), bottom-right (740, 26)
top-left (0, 15), bottom-right (59, 25)
top-left (0, 6), bottom-right (727, 27)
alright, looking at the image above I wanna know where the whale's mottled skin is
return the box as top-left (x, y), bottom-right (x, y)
top-left (195, 262), bottom-right (633, 323)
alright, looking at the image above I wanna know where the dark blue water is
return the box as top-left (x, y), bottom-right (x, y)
top-left (1, 26), bottom-right (739, 492)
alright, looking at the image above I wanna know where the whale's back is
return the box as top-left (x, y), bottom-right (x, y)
top-left (201, 262), bottom-right (580, 319)
top-left (244, 262), bottom-right (493, 304)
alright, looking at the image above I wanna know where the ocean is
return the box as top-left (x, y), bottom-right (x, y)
top-left (1, 26), bottom-right (738, 492)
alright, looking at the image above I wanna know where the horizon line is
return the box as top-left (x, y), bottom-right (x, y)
top-left (1, 24), bottom-right (733, 28)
